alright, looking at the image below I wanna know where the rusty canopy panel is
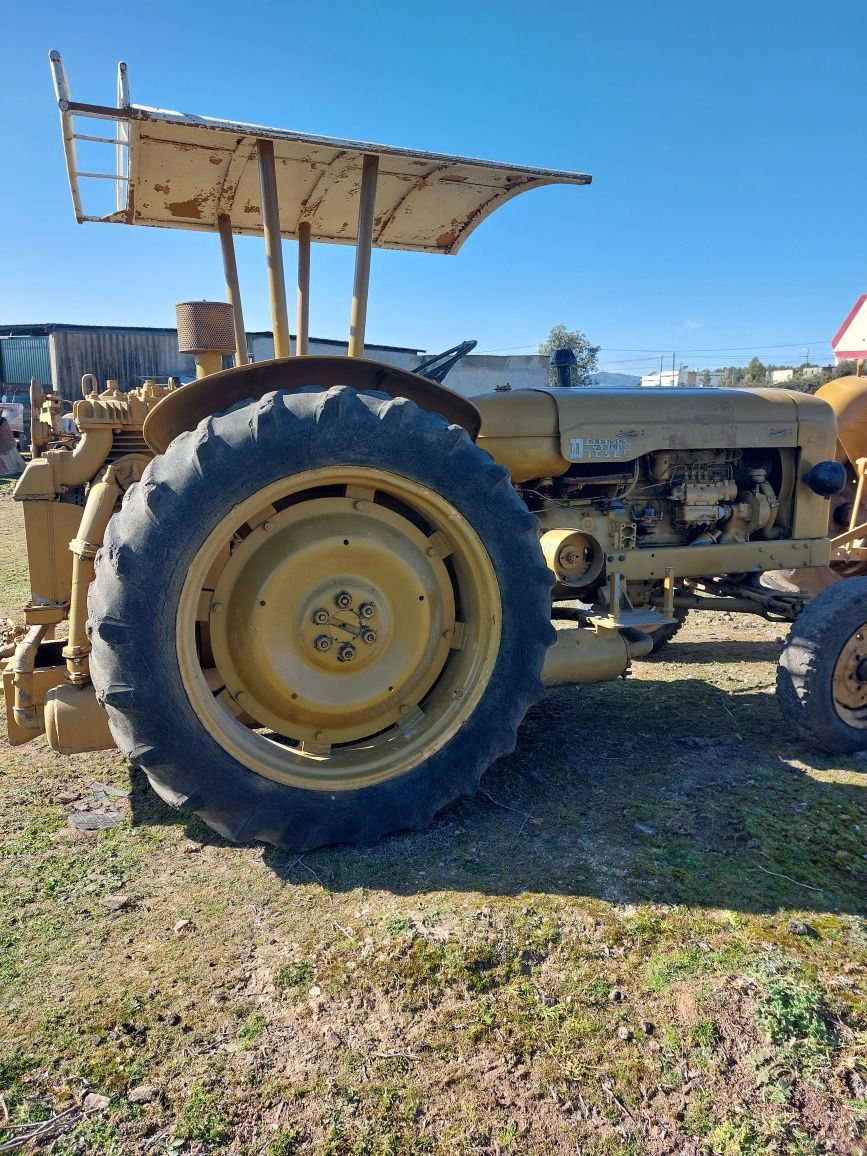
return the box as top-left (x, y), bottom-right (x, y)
top-left (53, 68), bottom-right (591, 254)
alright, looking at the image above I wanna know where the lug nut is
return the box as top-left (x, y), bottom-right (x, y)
top-left (311, 607), bottom-right (329, 625)
top-left (359, 601), bottom-right (376, 619)
top-left (335, 590), bottom-right (353, 609)
top-left (337, 643), bottom-right (356, 663)
top-left (361, 628), bottom-right (377, 645)
top-left (314, 635), bottom-right (332, 652)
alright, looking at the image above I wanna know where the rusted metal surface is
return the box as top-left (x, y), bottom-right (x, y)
top-left (49, 53), bottom-right (591, 254)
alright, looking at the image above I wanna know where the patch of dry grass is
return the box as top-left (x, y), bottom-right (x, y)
top-left (0, 491), bottom-right (865, 1154)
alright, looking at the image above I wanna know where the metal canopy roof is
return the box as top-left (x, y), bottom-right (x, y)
top-left (51, 55), bottom-right (592, 255)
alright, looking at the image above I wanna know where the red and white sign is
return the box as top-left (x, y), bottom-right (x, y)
top-left (832, 295), bottom-right (867, 359)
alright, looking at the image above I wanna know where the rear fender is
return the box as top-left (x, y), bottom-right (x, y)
top-left (142, 356), bottom-right (481, 454)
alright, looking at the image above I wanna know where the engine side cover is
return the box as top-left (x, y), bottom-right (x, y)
top-left (474, 386), bottom-right (837, 482)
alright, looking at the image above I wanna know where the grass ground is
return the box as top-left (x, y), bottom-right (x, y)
top-left (0, 489), bottom-right (865, 1155)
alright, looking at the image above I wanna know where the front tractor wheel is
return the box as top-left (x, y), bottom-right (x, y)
top-left (777, 576), bottom-right (867, 754)
top-left (88, 387), bottom-right (554, 850)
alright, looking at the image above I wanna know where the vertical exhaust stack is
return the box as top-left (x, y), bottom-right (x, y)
top-left (549, 347), bottom-right (577, 388)
top-left (176, 301), bottom-right (236, 378)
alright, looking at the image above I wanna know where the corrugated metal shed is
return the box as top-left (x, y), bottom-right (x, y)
top-left (0, 336), bottom-right (52, 386)
top-left (0, 324), bottom-right (425, 402)
top-left (48, 327), bottom-right (197, 401)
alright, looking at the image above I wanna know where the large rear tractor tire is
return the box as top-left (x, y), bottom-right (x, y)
top-left (777, 576), bottom-right (867, 754)
top-left (88, 387), bottom-right (554, 850)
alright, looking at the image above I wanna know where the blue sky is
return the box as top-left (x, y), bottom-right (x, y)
top-left (1, 0), bottom-right (864, 376)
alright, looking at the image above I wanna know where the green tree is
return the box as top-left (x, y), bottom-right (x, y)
top-left (716, 366), bottom-right (742, 388)
top-left (538, 324), bottom-right (600, 387)
top-left (744, 357), bottom-right (767, 384)
top-left (699, 369), bottom-right (711, 388)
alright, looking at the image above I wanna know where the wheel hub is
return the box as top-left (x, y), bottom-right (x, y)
top-left (207, 488), bottom-right (456, 745)
top-left (178, 466), bottom-right (501, 790)
top-left (832, 626), bottom-right (867, 721)
top-left (302, 586), bottom-right (384, 670)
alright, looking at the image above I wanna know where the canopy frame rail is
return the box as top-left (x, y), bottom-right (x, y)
top-left (50, 50), bottom-right (133, 224)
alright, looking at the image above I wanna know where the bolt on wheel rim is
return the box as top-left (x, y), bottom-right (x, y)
top-left (177, 467), bottom-right (501, 790)
top-left (832, 623), bottom-right (867, 727)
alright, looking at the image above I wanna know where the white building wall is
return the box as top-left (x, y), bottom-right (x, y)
top-left (444, 355), bottom-right (548, 396)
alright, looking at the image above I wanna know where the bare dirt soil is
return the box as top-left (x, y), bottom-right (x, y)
top-left (0, 489), bottom-right (865, 1155)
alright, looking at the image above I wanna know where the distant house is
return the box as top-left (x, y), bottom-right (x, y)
top-left (640, 367), bottom-right (691, 388)
top-left (769, 366), bottom-right (822, 385)
top-left (640, 367), bottom-right (721, 388)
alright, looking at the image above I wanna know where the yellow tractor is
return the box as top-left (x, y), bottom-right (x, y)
top-left (5, 53), bottom-right (867, 850)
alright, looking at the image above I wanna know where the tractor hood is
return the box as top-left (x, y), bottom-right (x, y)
top-left (474, 386), bottom-right (837, 483)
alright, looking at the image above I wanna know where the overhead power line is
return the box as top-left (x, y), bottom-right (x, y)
top-left (476, 339), bottom-right (832, 355)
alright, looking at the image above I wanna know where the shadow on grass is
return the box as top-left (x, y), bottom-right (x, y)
top-left (128, 675), bottom-right (867, 918)
top-left (643, 638), bottom-right (784, 664)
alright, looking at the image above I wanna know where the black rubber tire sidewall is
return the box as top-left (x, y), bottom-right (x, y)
top-left (88, 387), bottom-right (554, 849)
top-left (777, 575), bottom-right (867, 754)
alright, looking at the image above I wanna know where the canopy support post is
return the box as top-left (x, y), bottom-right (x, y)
top-left (348, 153), bottom-right (379, 358)
top-left (217, 213), bottom-right (249, 366)
top-left (296, 220), bottom-right (311, 356)
top-left (256, 138), bottom-right (291, 358)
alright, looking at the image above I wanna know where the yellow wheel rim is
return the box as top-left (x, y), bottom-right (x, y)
top-left (832, 623), bottom-right (867, 728)
top-left (177, 467), bottom-right (502, 790)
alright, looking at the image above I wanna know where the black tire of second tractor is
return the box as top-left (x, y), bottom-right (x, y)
top-left (87, 386), bottom-right (555, 850)
top-left (777, 576), bottom-right (867, 754)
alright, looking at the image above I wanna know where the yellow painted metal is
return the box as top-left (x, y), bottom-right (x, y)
top-left (832, 622), bottom-right (867, 728)
top-left (591, 538), bottom-right (830, 582)
top-left (817, 375), bottom-right (867, 466)
top-left (256, 138), bottom-right (291, 359)
top-left (475, 390), bottom-right (563, 483)
top-left (195, 352), bottom-right (222, 379)
top-left (541, 528), bottom-right (604, 587)
top-left (4, 625), bottom-right (50, 740)
top-left (44, 681), bottom-right (114, 754)
top-left (217, 213), bottom-right (250, 366)
top-left (14, 426), bottom-right (113, 497)
top-left (177, 466), bottom-right (501, 790)
top-left (142, 357), bottom-right (481, 455)
top-left (15, 499), bottom-right (82, 624)
top-left (348, 154), bottom-right (379, 358)
top-left (63, 470), bottom-right (123, 684)
top-left (829, 456), bottom-right (867, 571)
top-left (63, 456), bottom-right (148, 685)
top-left (541, 625), bottom-right (652, 686)
top-left (297, 220), bottom-right (311, 356)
